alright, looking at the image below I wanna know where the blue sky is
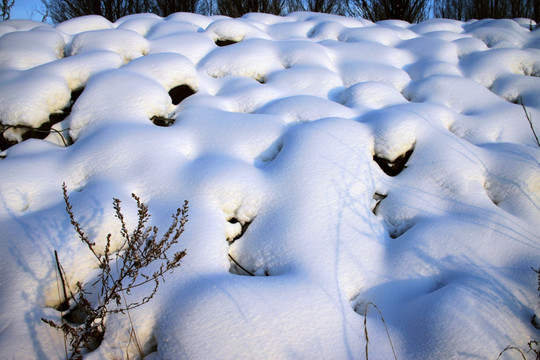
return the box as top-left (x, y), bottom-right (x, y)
top-left (10, 0), bottom-right (47, 21)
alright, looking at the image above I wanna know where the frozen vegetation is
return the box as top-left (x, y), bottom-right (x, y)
top-left (0, 11), bottom-right (540, 359)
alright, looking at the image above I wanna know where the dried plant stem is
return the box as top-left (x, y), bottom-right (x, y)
top-left (496, 345), bottom-right (527, 360)
top-left (55, 250), bottom-right (69, 311)
top-left (228, 254), bottom-right (255, 276)
top-left (1, 124), bottom-right (70, 147)
top-left (42, 184), bottom-right (188, 359)
top-left (54, 251), bottom-right (69, 360)
top-left (364, 302), bottom-right (397, 360)
top-left (520, 98), bottom-right (540, 147)
top-left (122, 291), bottom-right (144, 359)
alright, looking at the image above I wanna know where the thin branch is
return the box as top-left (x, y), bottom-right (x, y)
top-left (364, 302), bottom-right (397, 360)
top-left (55, 250), bottom-right (70, 311)
top-left (497, 345), bottom-right (527, 360)
top-left (1, 124), bottom-right (70, 147)
top-left (228, 254), bottom-right (255, 276)
top-left (520, 98), bottom-right (540, 147)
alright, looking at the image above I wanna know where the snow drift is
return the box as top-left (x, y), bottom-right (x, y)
top-left (0, 11), bottom-right (540, 360)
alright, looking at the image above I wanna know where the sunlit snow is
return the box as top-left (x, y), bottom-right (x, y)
top-left (1, 12), bottom-right (539, 360)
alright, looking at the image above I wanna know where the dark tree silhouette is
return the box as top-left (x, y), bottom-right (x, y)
top-left (1, 0), bottom-right (15, 20)
top-left (434, 0), bottom-right (536, 22)
top-left (434, 0), bottom-right (468, 20)
top-left (288, 0), bottom-right (346, 14)
top-left (216, 0), bottom-right (285, 17)
top-left (156, 0), bottom-right (198, 15)
top-left (43, 0), bottom-right (159, 22)
top-left (348, 0), bottom-right (429, 22)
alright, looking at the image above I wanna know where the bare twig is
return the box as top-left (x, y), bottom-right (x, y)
top-left (122, 291), bottom-right (144, 359)
top-left (520, 98), bottom-right (540, 147)
top-left (1, 124), bottom-right (71, 147)
top-left (364, 302), bottom-right (397, 360)
top-left (53, 251), bottom-right (69, 360)
top-left (496, 345), bottom-right (527, 360)
top-left (228, 253), bottom-right (255, 276)
top-left (55, 250), bottom-right (70, 311)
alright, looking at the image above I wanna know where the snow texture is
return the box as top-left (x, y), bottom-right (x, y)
top-left (0, 12), bottom-right (540, 360)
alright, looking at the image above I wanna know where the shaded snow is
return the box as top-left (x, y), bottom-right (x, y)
top-left (0, 11), bottom-right (539, 360)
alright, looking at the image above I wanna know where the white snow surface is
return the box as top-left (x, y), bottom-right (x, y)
top-left (1, 12), bottom-right (540, 360)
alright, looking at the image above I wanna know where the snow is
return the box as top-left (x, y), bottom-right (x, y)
top-left (0, 11), bottom-right (540, 360)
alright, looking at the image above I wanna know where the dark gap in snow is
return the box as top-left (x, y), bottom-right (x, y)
top-left (151, 116), bottom-right (175, 127)
top-left (48, 87), bottom-right (84, 126)
top-left (504, 95), bottom-right (520, 104)
top-left (226, 216), bottom-right (269, 276)
top-left (256, 139), bottom-right (284, 166)
top-left (215, 39), bottom-right (237, 47)
top-left (349, 292), bottom-right (367, 316)
top-left (70, 88), bottom-right (84, 105)
top-left (371, 192), bottom-right (387, 215)
top-left (0, 88), bottom-right (83, 151)
top-left (169, 84), bottom-right (196, 105)
top-left (484, 185), bottom-right (500, 206)
top-left (62, 301), bottom-right (87, 325)
top-left (373, 146), bottom-right (414, 177)
top-left (227, 217), bottom-right (253, 243)
top-left (401, 88), bottom-right (413, 102)
top-left (144, 334), bottom-right (158, 357)
top-left (53, 298), bottom-right (70, 312)
top-left (388, 222), bottom-right (414, 239)
top-left (0, 132), bottom-right (16, 152)
top-left (427, 280), bottom-right (447, 294)
top-left (532, 314), bottom-right (540, 330)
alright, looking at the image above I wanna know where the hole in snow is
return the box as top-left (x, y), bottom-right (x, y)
top-left (145, 335), bottom-right (158, 357)
top-left (169, 84), bottom-right (196, 106)
top-left (151, 116), bottom-right (175, 127)
top-left (427, 280), bottom-right (447, 294)
top-left (373, 145), bottom-right (414, 177)
top-left (226, 217), bottom-right (254, 243)
top-left (522, 65), bottom-right (540, 78)
top-left (371, 192), bottom-right (387, 215)
top-left (215, 39), bottom-right (238, 47)
top-left (532, 315), bottom-right (540, 330)
top-left (387, 220), bottom-right (414, 239)
top-left (255, 138), bottom-right (283, 166)
top-left (49, 87), bottom-right (84, 126)
top-left (0, 132), bottom-right (16, 152)
top-left (62, 300), bottom-right (88, 325)
top-left (224, 214), bottom-right (269, 277)
top-left (483, 180), bottom-right (501, 206)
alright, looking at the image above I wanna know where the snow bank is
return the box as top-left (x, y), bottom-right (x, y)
top-left (0, 12), bottom-right (539, 360)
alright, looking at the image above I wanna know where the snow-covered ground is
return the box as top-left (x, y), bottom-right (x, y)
top-left (1, 11), bottom-right (540, 359)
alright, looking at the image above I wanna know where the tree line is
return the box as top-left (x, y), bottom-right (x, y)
top-left (1, 0), bottom-right (538, 26)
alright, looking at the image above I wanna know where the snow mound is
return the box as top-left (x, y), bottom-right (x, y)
top-left (0, 12), bottom-right (539, 360)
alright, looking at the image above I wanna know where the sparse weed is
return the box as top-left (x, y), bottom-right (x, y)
top-left (497, 267), bottom-right (540, 360)
top-left (42, 183), bottom-right (188, 359)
